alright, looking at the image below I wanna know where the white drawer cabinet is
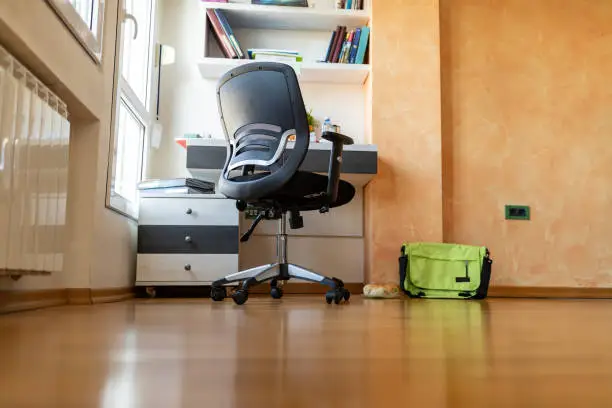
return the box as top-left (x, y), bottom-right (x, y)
top-left (136, 194), bottom-right (239, 289)
top-left (136, 254), bottom-right (238, 285)
top-left (139, 197), bottom-right (238, 226)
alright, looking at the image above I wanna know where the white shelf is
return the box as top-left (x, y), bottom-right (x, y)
top-left (198, 58), bottom-right (370, 84)
top-left (200, 2), bottom-right (370, 31)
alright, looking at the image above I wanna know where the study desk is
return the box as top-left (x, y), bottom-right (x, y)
top-left (186, 138), bottom-right (378, 188)
top-left (136, 139), bottom-right (378, 292)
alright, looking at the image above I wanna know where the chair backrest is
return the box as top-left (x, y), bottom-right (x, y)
top-left (217, 62), bottom-right (309, 201)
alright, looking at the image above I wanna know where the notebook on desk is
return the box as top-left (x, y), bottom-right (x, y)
top-left (138, 178), bottom-right (215, 195)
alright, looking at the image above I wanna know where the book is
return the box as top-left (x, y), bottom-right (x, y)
top-left (214, 9), bottom-right (245, 59)
top-left (206, 9), bottom-right (238, 59)
top-left (254, 54), bottom-right (303, 63)
top-left (344, 30), bottom-right (355, 63)
top-left (247, 48), bottom-right (300, 55)
top-left (252, 0), bottom-right (308, 6)
top-left (340, 30), bottom-right (353, 63)
top-left (248, 48), bottom-right (302, 62)
top-left (324, 30), bottom-right (337, 62)
top-left (345, 0), bottom-right (352, 9)
top-left (138, 178), bottom-right (215, 193)
top-left (328, 26), bottom-right (342, 63)
top-left (331, 26), bottom-right (346, 63)
top-left (349, 27), bottom-right (361, 63)
top-left (355, 26), bottom-right (370, 64)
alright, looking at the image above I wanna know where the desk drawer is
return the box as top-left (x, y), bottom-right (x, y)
top-left (138, 225), bottom-right (239, 254)
top-left (136, 254), bottom-right (238, 283)
top-left (139, 197), bottom-right (238, 226)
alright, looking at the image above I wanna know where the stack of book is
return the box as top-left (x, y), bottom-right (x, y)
top-left (247, 49), bottom-right (302, 63)
top-left (323, 25), bottom-right (370, 64)
top-left (252, 0), bottom-right (308, 6)
top-left (337, 0), bottom-right (364, 10)
top-left (206, 9), bottom-right (245, 59)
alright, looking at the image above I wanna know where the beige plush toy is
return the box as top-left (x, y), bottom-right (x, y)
top-left (363, 283), bottom-right (402, 299)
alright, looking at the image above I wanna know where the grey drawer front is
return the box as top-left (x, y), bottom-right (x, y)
top-left (138, 226), bottom-right (239, 254)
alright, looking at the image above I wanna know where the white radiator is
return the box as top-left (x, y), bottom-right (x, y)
top-left (0, 45), bottom-right (70, 277)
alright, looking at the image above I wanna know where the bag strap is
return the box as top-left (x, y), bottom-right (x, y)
top-left (398, 245), bottom-right (410, 295)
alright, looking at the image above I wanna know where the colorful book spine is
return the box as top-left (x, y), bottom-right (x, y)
top-left (214, 9), bottom-right (244, 59)
top-left (206, 9), bottom-right (237, 59)
top-left (340, 30), bottom-right (353, 63)
top-left (355, 26), bottom-right (370, 65)
top-left (349, 28), bottom-right (361, 63)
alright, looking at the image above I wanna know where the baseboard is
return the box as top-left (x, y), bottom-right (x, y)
top-left (489, 286), bottom-right (612, 299)
top-left (0, 289), bottom-right (67, 314)
top-left (66, 289), bottom-right (93, 305)
top-left (250, 282), bottom-right (364, 295)
top-left (91, 287), bottom-right (134, 304)
top-left (0, 287), bottom-right (135, 314)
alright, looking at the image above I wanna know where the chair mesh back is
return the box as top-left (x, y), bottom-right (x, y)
top-left (217, 63), bottom-right (309, 201)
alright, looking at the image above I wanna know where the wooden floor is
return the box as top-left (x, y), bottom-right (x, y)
top-left (1, 296), bottom-right (612, 407)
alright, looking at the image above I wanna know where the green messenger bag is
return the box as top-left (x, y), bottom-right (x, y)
top-left (399, 242), bottom-right (493, 299)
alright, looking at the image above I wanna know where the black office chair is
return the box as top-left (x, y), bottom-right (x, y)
top-left (210, 62), bottom-right (356, 305)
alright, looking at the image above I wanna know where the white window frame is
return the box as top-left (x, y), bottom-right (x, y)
top-left (106, 0), bottom-right (158, 219)
top-left (45, 0), bottom-right (105, 63)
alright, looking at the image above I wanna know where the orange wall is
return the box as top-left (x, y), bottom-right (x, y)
top-left (367, 0), bottom-right (612, 288)
top-left (442, 0), bottom-right (612, 287)
top-left (366, 0), bottom-right (443, 283)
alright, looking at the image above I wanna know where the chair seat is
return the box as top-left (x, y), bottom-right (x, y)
top-left (231, 171), bottom-right (355, 211)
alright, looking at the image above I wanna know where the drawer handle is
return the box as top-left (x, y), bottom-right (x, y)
top-left (184, 264), bottom-right (192, 271)
top-left (185, 235), bottom-right (192, 243)
top-left (186, 208), bottom-right (193, 215)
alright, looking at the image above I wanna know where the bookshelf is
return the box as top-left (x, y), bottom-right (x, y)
top-left (150, 0), bottom-right (372, 177)
top-left (200, 1), bottom-right (371, 82)
top-left (198, 58), bottom-right (370, 84)
top-left (199, 2), bottom-right (369, 31)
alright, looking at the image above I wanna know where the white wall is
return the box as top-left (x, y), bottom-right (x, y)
top-left (0, 0), bottom-right (137, 290)
top-left (149, 0), bottom-right (366, 179)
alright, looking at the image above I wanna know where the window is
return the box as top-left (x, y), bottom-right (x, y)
top-left (46, 0), bottom-right (104, 62)
top-left (106, 0), bottom-right (157, 218)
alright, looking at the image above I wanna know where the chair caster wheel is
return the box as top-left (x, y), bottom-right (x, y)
top-left (270, 287), bottom-right (283, 299)
top-left (343, 289), bottom-right (351, 301)
top-left (326, 288), bottom-right (349, 304)
top-left (325, 289), bottom-right (343, 304)
top-left (145, 287), bottom-right (157, 298)
top-left (210, 286), bottom-right (227, 302)
top-left (232, 290), bottom-right (249, 305)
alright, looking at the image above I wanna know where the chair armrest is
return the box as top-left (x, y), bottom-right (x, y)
top-left (320, 131), bottom-right (354, 211)
top-left (321, 131), bottom-right (354, 146)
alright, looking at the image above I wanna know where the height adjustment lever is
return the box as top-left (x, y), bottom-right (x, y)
top-left (240, 213), bottom-right (265, 242)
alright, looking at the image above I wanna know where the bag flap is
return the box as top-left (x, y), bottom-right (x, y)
top-left (408, 242), bottom-right (485, 262)
top-left (406, 243), bottom-right (486, 292)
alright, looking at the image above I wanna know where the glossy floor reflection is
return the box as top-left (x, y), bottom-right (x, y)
top-left (1, 296), bottom-right (612, 407)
